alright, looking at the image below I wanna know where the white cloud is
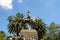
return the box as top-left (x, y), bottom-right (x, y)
top-left (18, 0), bottom-right (23, 3)
top-left (0, 0), bottom-right (13, 9)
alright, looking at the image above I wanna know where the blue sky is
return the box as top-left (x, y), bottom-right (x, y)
top-left (0, 0), bottom-right (60, 34)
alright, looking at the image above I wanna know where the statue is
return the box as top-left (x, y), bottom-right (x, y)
top-left (27, 10), bottom-right (30, 19)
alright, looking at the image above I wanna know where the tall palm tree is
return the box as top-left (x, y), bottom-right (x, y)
top-left (8, 12), bottom-right (28, 36)
top-left (30, 19), bottom-right (46, 40)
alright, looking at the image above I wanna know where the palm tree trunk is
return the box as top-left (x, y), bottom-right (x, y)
top-left (38, 32), bottom-right (40, 40)
top-left (17, 32), bottom-right (19, 36)
top-left (16, 26), bottom-right (19, 36)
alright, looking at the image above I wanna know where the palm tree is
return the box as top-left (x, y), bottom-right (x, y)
top-left (8, 12), bottom-right (28, 36)
top-left (8, 12), bottom-right (46, 40)
top-left (30, 19), bottom-right (46, 40)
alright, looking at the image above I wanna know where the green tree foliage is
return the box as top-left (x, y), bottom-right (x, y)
top-left (8, 13), bottom-right (46, 40)
top-left (30, 19), bottom-right (46, 40)
top-left (0, 31), bottom-right (6, 40)
top-left (8, 13), bottom-right (28, 36)
top-left (46, 22), bottom-right (60, 40)
top-left (8, 12), bottom-right (60, 40)
top-left (56, 31), bottom-right (60, 40)
top-left (5, 36), bottom-right (12, 40)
